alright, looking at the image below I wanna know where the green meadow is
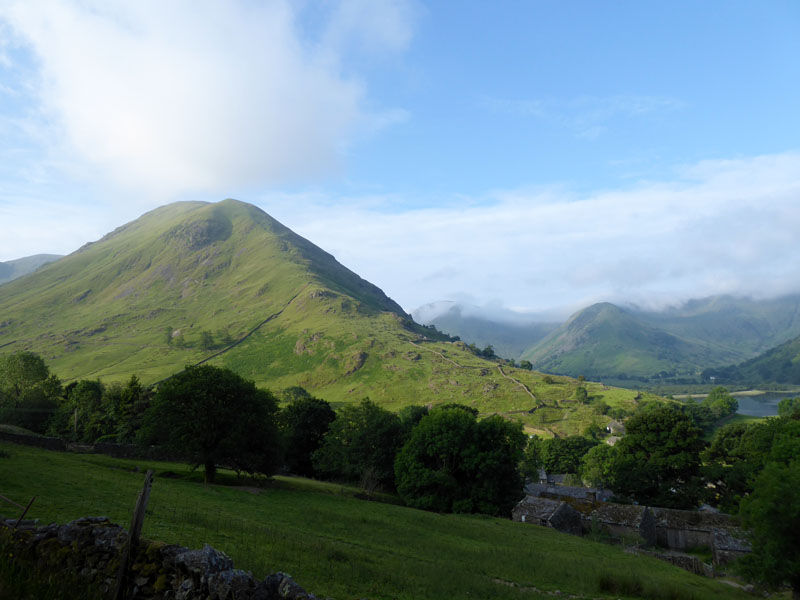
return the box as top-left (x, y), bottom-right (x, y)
top-left (0, 442), bottom-right (749, 600)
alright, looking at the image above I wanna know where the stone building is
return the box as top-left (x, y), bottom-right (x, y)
top-left (650, 507), bottom-right (736, 550)
top-left (711, 528), bottom-right (751, 569)
top-left (586, 503), bottom-right (657, 546)
top-left (512, 496), bottom-right (583, 536)
top-left (525, 481), bottom-right (613, 503)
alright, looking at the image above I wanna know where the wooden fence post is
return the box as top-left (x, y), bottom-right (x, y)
top-left (0, 493), bottom-right (35, 529)
top-left (114, 469), bottom-right (153, 600)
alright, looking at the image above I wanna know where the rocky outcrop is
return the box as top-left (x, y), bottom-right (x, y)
top-left (1, 516), bottom-right (322, 599)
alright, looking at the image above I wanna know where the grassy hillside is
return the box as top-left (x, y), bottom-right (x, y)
top-left (0, 442), bottom-right (750, 600)
top-left (705, 334), bottom-right (800, 385)
top-left (0, 199), bottom-right (658, 437)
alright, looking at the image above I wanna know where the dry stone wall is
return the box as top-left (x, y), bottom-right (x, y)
top-left (1, 516), bottom-right (323, 600)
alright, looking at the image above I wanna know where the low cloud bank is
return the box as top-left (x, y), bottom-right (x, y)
top-left (266, 152), bottom-right (800, 313)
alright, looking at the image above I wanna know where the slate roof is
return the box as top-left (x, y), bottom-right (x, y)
top-left (514, 496), bottom-right (564, 521)
top-left (606, 419), bottom-right (626, 434)
top-left (650, 507), bottom-right (734, 530)
top-left (712, 528), bottom-right (751, 553)
top-left (591, 503), bottom-right (650, 528)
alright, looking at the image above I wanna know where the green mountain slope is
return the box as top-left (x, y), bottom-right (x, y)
top-left (704, 333), bottom-right (800, 385)
top-left (521, 302), bottom-right (744, 380)
top-left (0, 199), bottom-right (653, 436)
top-left (636, 294), bottom-right (800, 357)
top-left (518, 296), bottom-right (800, 382)
top-left (0, 253), bottom-right (63, 285)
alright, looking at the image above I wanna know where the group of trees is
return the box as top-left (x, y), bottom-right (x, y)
top-left (0, 351), bottom-right (150, 443)
top-left (679, 386), bottom-right (738, 432)
top-left (0, 352), bottom-right (527, 515)
top-left (310, 399), bottom-right (526, 515)
top-left (523, 405), bottom-right (705, 509)
top-left (0, 351), bottom-right (63, 433)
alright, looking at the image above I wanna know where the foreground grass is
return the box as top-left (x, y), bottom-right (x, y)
top-left (0, 442), bottom-right (749, 600)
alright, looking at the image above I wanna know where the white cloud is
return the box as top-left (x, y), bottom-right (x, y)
top-left (261, 152), bottom-right (800, 313)
top-left (0, 0), bottom-right (413, 198)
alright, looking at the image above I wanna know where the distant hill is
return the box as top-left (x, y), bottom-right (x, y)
top-left (704, 333), bottom-right (800, 385)
top-left (472, 294), bottom-right (800, 383)
top-left (519, 302), bottom-right (745, 381)
top-left (415, 295), bottom-right (800, 383)
top-left (0, 254), bottom-right (62, 285)
top-left (413, 301), bottom-right (558, 358)
top-left (0, 199), bottom-right (654, 436)
top-left (633, 294), bottom-right (800, 358)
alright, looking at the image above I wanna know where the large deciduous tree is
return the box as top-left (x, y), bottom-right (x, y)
top-left (610, 405), bottom-right (703, 508)
top-left (541, 435), bottom-right (599, 474)
top-left (702, 416), bottom-right (800, 512)
top-left (580, 443), bottom-right (618, 489)
top-left (142, 365), bottom-right (280, 483)
top-left (0, 351), bottom-right (62, 433)
top-left (394, 406), bottom-right (526, 515)
top-left (278, 394), bottom-right (336, 477)
top-left (704, 386), bottom-right (738, 419)
top-left (312, 398), bottom-right (404, 491)
top-left (738, 460), bottom-right (800, 598)
top-left (778, 397), bottom-right (800, 418)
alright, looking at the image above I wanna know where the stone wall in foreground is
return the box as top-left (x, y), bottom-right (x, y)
top-left (1, 516), bottom-right (322, 600)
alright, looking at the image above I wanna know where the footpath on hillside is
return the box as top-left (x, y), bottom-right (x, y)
top-left (409, 340), bottom-right (540, 406)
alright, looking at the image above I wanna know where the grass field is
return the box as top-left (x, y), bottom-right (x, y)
top-left (0, 441), bottom-right (751, 600)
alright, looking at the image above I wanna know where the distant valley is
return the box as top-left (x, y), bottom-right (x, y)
top-left (417, 294), bottom-right (800, 388)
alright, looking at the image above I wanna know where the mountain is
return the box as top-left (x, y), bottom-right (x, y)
top-left (704, 333), bottom-right (800, 385)
top-left (507, 295), bottom-right (800, 383)
top-left (0, 199), bottom-right (654, 436)
top-left (0, 254), bottom-right (63, 285)
top-left (633, 294), bottom-right (800, 358)
top-left (412, 301), bottom-right (559, 358)
top-left (520, 302), bottom-right (744, 381)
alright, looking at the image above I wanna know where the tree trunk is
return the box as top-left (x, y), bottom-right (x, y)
top-left (204, 459), bottom-right (216, 484)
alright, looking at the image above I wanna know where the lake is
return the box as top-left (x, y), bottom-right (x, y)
top-left (733, 391), bottom-right (798, 417)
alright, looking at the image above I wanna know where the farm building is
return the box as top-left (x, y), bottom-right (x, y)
top-left (512, 496), bottom-right (583, 536)
top-left (586, 503), bottom-right (656, 546)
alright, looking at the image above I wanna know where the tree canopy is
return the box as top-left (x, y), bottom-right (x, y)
top-left (610, 405), bottom-right (703, 508)
top-left (737, 460), bottom-right (800, 597)
top-left (312, 398), bottom-right (404, 491)
top-left (394, 406), bottom-right (526, 515)
top-left (541, 436), bottom-right (598, 474)
top-left (0, 351), bottom-right (62, 433)
top-left (704, 386), bottom-right (738, 419)
top-left (703, 416), bottom-right (800, 512)
top-left (580, 443), bottom-right (617, 488)
top-left (778, 397), bottom-right (800, 418)
top-left (278, 394), bottom-right (336, 477)
top-left (142, 365), bottom-right (280, 483)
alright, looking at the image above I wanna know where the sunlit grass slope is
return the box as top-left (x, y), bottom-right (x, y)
top-left (0, 442), bottom-right (748, 600)
top-left (0, 199), bottom-right (663, 436)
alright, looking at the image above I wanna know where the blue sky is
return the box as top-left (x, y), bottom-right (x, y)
top-left (1, 1), bottom-right (799, 315)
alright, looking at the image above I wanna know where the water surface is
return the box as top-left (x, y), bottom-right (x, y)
top-left (733, 391), bottom-right (798, 417)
